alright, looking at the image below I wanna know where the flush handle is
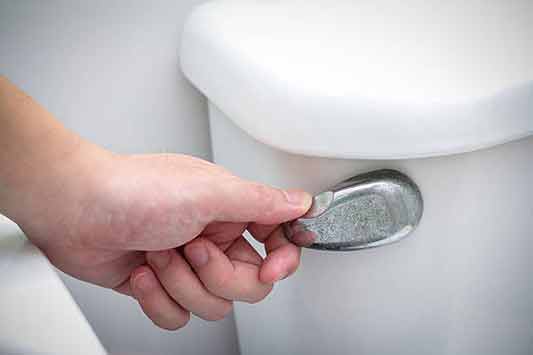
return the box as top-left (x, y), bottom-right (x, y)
top-left (283, 169), bottom-right (423, 251)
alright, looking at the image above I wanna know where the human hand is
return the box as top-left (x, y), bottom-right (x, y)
top-left (0, 76), bottom-right (311, 330)
top-left (13, 149), bottom-right (311, 330)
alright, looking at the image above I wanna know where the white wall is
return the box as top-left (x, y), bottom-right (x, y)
top-left (0, 1), bottom-right (239, 355)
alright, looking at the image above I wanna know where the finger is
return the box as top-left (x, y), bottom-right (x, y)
top-left (225, 236), bottom-right (263, 265)
top-left (287, 230), bottom-right (317, 247)
top-left (248, 223), bottom-right (302, 283)
top-left (259, 227), bottom-right (302, 284)
top-left (130, 266), bottom-right (190, 330)
top-left (146, 249), bottom-right (233, 321)
top-left (204, 178), bottom-right (312, 224)
top-left (247, 223), bottom-right (279, 242)
top-left (202, 222), bottom-right (248, 247)
top-left (184, 237), bottom-right (273, 303)
top-left (113, 278), bottom-right (133, 296)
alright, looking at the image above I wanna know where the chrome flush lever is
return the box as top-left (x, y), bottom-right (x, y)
top-left (283, 169), bottom-right (423, 251)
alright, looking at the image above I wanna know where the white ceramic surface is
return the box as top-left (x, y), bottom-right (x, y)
top-left (182, 0), bottom-right (533, 159)
top-left (183, 1), bottom-right (533, 354)
top-left (209, 104), bottom-right (533, 355)
top-left (0, 216), bottom-right (107, 355)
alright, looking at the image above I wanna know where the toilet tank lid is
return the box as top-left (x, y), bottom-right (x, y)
top-left (180, 0), bottom-right (533, 159)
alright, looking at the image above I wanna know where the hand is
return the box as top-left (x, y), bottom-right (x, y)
top-left (0, 76), bottom-right (311, 330)
top-left (14, 149), bottom-right (311, 330)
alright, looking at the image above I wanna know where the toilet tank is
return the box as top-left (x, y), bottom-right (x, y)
top-left (180, 1), bottom-right (533, 354)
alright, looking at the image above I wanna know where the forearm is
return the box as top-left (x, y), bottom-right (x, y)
top-left (0, 76), bottom-right (104, 225)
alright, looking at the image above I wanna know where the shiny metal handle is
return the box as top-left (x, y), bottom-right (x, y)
top-left (283, 169), bottom-right (423, 251)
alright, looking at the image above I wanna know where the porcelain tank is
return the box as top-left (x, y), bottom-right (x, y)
top-left (181, 1), bottom-right (533, 354)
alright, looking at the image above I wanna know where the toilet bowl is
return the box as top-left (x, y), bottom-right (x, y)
top-left (0, 216), bottom-right (107, 355)
top-left (181, 1), bottom-right (533, 354)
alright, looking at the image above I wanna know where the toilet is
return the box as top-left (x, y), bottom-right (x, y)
top-left (180, 1), bottom-right (533, 354)
top-left (0, 216), bottom-right (107, 355)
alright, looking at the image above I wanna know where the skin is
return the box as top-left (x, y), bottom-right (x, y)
top-left (0, 76), bottom-right (312, 330)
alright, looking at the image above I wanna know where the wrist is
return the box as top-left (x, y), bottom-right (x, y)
top-left (0, 77), bottom-right (113, 233)
top-left (1, 135), bottom-right (112, 235)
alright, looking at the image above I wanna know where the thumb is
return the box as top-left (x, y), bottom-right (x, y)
top-left (204, 177), bottom-right (312, 225)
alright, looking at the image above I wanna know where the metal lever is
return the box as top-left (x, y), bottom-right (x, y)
top-left (283, 169), bottom-right (423, 251)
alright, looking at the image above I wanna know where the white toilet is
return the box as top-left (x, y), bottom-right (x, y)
top-left (181, 1), bottom-right (533, 354)
top-left (0, 216), bottom-right (107, 355)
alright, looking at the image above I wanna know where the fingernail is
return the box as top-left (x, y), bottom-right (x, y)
top-left (186, 243), bottom-right (209, 268)
top-left (283, 190), bottom-right (312, 208)
top-left (148, 250), bottom-right (170, 270)
top-left (133, 272), bottom-right (151, 297)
